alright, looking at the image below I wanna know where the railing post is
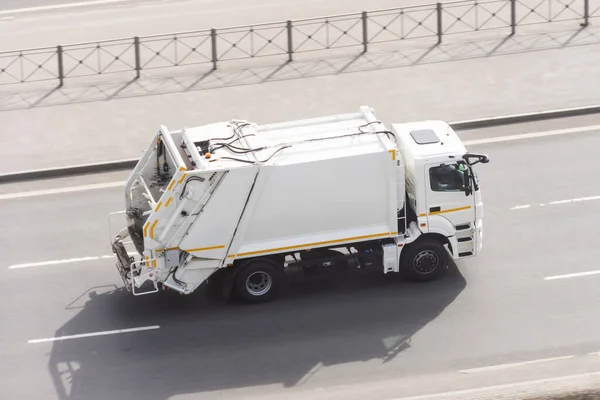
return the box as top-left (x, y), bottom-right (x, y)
top-left (134, 36), bottom-right (141, 79)
top-left (287, 20), bottom-right (293, 62)
top-left (436, 3), bottom-right (443, 44)
top-left (582, 0), bottom-right (589, 27)
top-left (362, 11), bottom-right (368, 52)
top-left (511, 0), bottom-right (516, 35)
top-left (211, 28), bottom-right (218, 70)
top-left (57, 45), bottom-right (64, 87)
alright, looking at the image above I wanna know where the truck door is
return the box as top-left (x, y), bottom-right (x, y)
top-left (424, 161), bottom-right (476, 230)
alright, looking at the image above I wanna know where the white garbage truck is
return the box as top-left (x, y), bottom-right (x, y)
top-left (110, 106), bottom-right (489, 303)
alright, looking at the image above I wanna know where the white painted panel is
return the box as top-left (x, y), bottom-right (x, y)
top-left (235, 149), bottom-right (397, 255)
top-left (178, 166), bottom-right (259, 258)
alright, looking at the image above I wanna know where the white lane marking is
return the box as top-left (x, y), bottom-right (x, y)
top-left (9, 255), bottom-right (112, 269)
top-left (463, 124), bottom-right (600, 146)
top-left (7, 252), bottom-right (137, 269)
top-left (0, 0), bottom-right (128, 15)
top-left (544, 270), bottom-right (600, 281)
top-left (549, 195), bottom-right (600, 205)
top-left (28, 325), bottom-right (160, 344)
top-left (510, 195), bottom-right (600, 210)
top-left (459, 355), bottom-right (575, 374)
top-left (0, 181), bottom-right (124, 200)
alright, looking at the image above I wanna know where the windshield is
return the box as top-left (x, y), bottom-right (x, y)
top-left (429, 162), bottom-right (468, 192)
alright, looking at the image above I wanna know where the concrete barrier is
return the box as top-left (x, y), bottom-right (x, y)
top-left (0, 159), bottom-right (138, 184)
top-left (449, 104), bottom-right (600, 130)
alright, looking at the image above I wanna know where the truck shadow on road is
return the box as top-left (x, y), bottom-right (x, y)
top-left (47, 261), bottom-right (467, 400)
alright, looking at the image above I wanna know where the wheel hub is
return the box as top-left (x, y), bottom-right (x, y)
top-left (245, 271), bottom-right (272, 296)
top-left (413, 250), bottom-right (439, 274)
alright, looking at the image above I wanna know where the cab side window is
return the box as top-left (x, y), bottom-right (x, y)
top-left (429, 164), bottom-right (465, 192)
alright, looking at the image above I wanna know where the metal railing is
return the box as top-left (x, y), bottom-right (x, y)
top-left (0, 0), bottom-right (596, 86)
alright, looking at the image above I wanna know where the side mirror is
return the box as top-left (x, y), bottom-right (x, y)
top-left (462, 153), bottom-right (490, 165)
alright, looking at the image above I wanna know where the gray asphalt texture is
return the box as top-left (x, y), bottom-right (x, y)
top-left (2, 118), bottom-right (600, 399)
top-left (2, 1), bottom-right (600, 398)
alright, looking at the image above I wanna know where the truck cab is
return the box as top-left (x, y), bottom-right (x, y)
top-left (392, 121), bottom-right (488, 261)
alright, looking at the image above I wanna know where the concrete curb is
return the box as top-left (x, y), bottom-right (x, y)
top-left (0, 159), bottom-right (138, 184)
top-left (2, 103), bottom-right (600, 184)
top-left (448, 104), bottom-right (600, 130)
top-left (392, 371), bottom-right (600, 400)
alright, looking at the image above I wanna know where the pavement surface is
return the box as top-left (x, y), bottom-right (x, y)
top-left (2, 116), bottom-right (600, 400)
top-left (0, 0), bottom-right (599, 174)
top-left (0, 0), bottom-right (84, 11)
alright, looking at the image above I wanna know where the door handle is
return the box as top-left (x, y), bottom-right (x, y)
top-left (430, 206), bottom-right (441, 212)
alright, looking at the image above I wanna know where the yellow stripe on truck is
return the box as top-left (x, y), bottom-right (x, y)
top-left (150, 220), bottom-right (159, 239)
top-left (419, 205), bottom-right (472, 217)
top-left (183, 245), bottom-right (226, 252)
top-left (226, 231), bottom-right (398, 258)
top-left (155, 247), bottom-right (180, 253)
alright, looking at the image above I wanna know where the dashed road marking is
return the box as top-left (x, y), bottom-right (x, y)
top-left (7, 252), bottom-right (136, 269)
top-left (463, 124), bottom-right (600, 146)
top-left (544, 270), bottom-right (600, 281)
top-left (459, 356), bottom-right (575, 374)
top-left (28, 325), bottom-right (160, 344)
top-left (511, 195), bottom-right (600, 210)
top-left (549, 195), bottom-right (600, 205)
top-left (0, 181), bottom-right (124, 201)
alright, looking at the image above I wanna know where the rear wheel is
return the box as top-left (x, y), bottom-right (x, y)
top-left (233, 259), bottom-right (284, 304)
top-left (400, 237), bottom-right (448, 282)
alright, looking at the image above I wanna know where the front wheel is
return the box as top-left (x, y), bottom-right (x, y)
top-left (233, 259), bottom-right (284, 304)
top-left (400, 238), bottom-right (448, 282)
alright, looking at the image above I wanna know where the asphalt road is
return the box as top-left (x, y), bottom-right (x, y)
top-left (2, 118), bottom-right (600, 400)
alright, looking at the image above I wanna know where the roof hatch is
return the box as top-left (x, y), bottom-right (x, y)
top-left (409, 129), bottom-right (439, 145)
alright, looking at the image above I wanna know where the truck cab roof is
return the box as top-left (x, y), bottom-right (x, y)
top-left (392, 120), bottom-right (466, 162)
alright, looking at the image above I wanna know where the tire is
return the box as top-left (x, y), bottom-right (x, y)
top-left (400, 237), bottom-right (448, 282)
top-left (232, 259), bottom-right (284, 304)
